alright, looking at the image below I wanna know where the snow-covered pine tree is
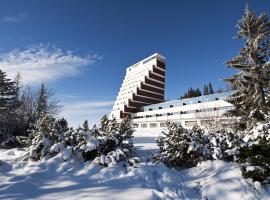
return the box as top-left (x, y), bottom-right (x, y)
top-left (156, 122), bottom-right (192, 167)
top-left (64, 127), bottom-right (77, 146)
top-left (98, 117), bottom-right (119, 155)
top-left (95, 118), bottom-right (134, 166)
top-left (82, 120), bottom-right (90, 131)
top-left (73, 128), bottom-right (99, 161)
top-left (225, 7), bottom-right (270, 124)
top-left (107, 117), bottom-right (119, 138)
top-left (29, 116), bottom-right (69, 160)
top-left (91, 124), bottom-right (100, 138)
top-left (116, 117), bottom-right (134, 149)
top-left (98, 115), bottom-right (109, 136)
top-left (29, 116), bottom-right (55, 160)
top-left (236, 123), bottom-right (270, 183)
top-left (0, 69), bottom-right (20, 141)
top-left (34, 83), bottom-right (48, 122)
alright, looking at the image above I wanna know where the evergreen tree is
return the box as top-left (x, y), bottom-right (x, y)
top-left (82, 120), bottom-right (90, 131)
top-left (99, 115), bottom-right (109, 133)
top-left (180, 87), bottom-right (202, 99)
top-left (208, 82), bottom-right (214, 94)
top-left (195, 88), bottom-right (202, 96)
top-left (116, 117), bottom-right (134, 149)
top-left (0, 69), bottom-right (20, 139)
top-left (225, 7), bottom-right (270, 123)
top-left (14, 73), bottom-right (22, 100)
top-left (203, 84), bottom-right (209, 95)
top-left (35, 83), bottom-right (48, 122)
top-left (156, 122), bottom-right (191, 167)
top-left (29, 116), bottom-right (69, 160)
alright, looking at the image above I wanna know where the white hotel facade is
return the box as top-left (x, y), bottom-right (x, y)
top-left (110, 53), bottom-right (235, 129)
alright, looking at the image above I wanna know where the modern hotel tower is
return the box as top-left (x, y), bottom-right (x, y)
top-left (110, 53), bottom-right (236, 129)
top-left (110, 53), bottom-right (166, 120)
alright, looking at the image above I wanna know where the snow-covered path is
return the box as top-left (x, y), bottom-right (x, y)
top-left (0, 131), bottom-right (269, 200)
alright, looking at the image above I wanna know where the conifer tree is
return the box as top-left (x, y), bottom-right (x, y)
top-left (99, 115), bottom-right (109, 133)
top-left (203, 84), bottom-right (209, 95)
top-left (208, 82), bottom-right (214, 94)
top-left (35, 83), bottom-right (48, 122)
top-left (82, 120), bottom-right (90, 131)
top-left (0, 70), bottom-right (20, 139)
top-left (225, 7), bottom-right (270, 123)
top-left (195, 88), bottom-right (202, 96)
top-left (116, 117), bottom-right (134, 149)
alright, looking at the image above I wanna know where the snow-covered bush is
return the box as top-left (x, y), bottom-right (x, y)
top-left (0, 135), bottom-right (30, 148)
top-left (236, 123), bottom-right (270, 184)
top-left (28, 115), bottom-right (134, 167)
top-left (156, 122), bottom-right (211, 168)
top-left (73, 129), bottom-right (100, 161)
top-left (208, 128), bottom-right (241, 161)
top-left (29, 116), bottom-right (68, 160)
top-left (156, 121), bottom-right (270, 183)
top-left (94, 118), bottom-right (134, 166)
top-left (156, 122), bottom-right (242, 168)
top-left (0, 136), bottom-right (19, 148)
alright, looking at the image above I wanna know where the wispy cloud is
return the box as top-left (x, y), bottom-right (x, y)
top-left (2, 11), bottom-right (28, 23)
top-left (61, 100), bottom-right (114, 127)
top-left (0, 44), bottom-right (101, 84)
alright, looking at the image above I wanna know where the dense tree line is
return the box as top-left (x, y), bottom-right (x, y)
top-left (179, 82), bottom-right (215, 99)
top-left (0, 69), bottom-right (61, 144)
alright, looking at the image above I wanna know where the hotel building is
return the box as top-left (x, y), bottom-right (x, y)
top-left (110, 53), bottom-right (235, 129)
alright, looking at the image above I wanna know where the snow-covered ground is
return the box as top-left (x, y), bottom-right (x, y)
top-left (0, 130), bottom-right (269, 200)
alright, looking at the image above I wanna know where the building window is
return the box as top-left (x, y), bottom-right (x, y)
top-left (185, 121), bottom-right (197, 127)
top-left (160, 122), bottom-right (166, 127)
top-left (170, 105), bottom-right (173, 108)
top-left (150, 123), bottom-right (157, 128)
top-left (159, 107), bottom-right (162, 109)
top-left (201, 120), bottom-right (214, 126)
top-left (198, 101), bottom-right (201, 103)
top-left (149, 108), bottom-right (152, 111)
top-left (132, 124), bottom-right (139, 128)
top-left (183, 103), bottom-right (186, 106)
top-left (215, 98), bottom-right (219, 100)
top-left (141, 123), bottom-right (147, 128)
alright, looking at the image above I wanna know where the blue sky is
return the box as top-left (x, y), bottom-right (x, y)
top-left (0, 0), bottom-right (269, 127)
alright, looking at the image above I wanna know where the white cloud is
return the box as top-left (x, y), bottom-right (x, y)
top-left (2, 12), bottom-right (28, 23)
top-left (61, 101), bottom-right (114, 127)
top-left (0, 44), bottom-right (101, 83)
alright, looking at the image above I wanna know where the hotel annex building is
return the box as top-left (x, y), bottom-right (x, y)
top-left (110, 53), bottom-right (235, 129)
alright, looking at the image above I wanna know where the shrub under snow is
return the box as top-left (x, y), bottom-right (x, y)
top-left (29, 116), bottom-right (68, 160)
top-left (156, 122), bottom-right (212, 168)
top-left (29, 116), bottom-right (134, 167)
top-left (237, 123), bottom-right (270, 184)
top-left (156, 121), bottom-right (270, 183)
top-left (94, 117), bottom-right (134, 166)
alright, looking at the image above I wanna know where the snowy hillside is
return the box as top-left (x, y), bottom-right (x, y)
top-left (0, 130), bottom-right (269, 200)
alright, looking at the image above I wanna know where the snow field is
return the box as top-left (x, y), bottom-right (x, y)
top-left (0, 130), bottom-right (269, 200)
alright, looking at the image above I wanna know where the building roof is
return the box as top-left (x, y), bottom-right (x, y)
top-left (142, 90), bottom-right (235, 111)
